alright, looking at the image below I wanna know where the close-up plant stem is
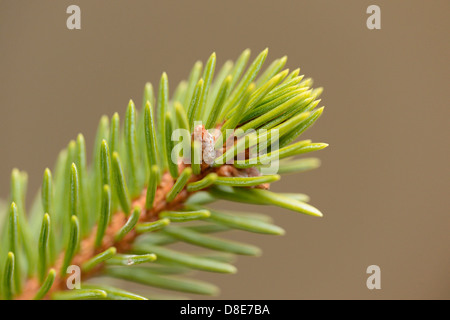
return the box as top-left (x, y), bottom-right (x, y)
top-left (0, 49), bottom-right (327, 300)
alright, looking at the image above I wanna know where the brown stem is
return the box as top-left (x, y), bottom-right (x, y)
top-left (17, 125), bottom-right (265, 300)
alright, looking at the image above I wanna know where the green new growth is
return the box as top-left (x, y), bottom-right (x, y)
top-left (0, 48), bottom-right (327, 300)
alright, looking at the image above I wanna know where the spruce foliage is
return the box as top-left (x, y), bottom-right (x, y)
top-left (0, 49), bottom-right (327, 300)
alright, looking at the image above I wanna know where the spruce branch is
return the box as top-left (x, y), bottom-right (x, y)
top-left (0, 48), bottom-right (327, 300)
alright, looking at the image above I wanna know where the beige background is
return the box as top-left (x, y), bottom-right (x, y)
top-left (0, 1), bottom-right (449, 299)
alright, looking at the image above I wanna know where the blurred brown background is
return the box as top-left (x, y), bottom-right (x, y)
top-left (0, 1), bottom-right (449, 299)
